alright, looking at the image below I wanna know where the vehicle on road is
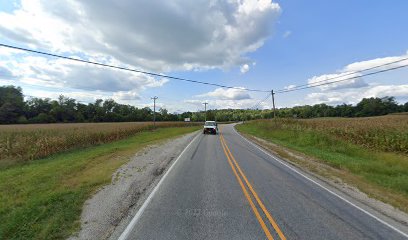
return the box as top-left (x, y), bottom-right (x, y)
top-left (203, 121), bottom-right (218, 135)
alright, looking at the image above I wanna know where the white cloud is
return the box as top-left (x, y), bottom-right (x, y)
top-left (307, 52), bottom-right (408, 91)
top-left (185, 98), bottom-right (268, 110)
top-left (308, 72), bottom-right (367, 91)
top-left (297, 52), bottom-right (408, 107)
top-left (112, 91), bottom-right (141, 101)
top-left (305, 84), bottom-right (408, 106)
top-left (284, 84), bottom-right (296, 90)
top-left (240, 64), bottom-right (250, 73)
top-left (185, 86), bottom-right (275, 110)
top-left (18, 87), bottom-right (147, 106)
top-left (364, 84), bottom-right (408, 99)
top-left (0, 0), bottom-right (281, 72)
top-left (20, 88), bottom-right (108, 103)
top-left (0, 0), bottom-right (282, 112)
top-left (0, 55), bottom-right (167, 96)
top-left (0, 47), bottom-right (21, 56)
top-left (344, 53), bottom-right (408, 72)
top-left (196, 87), bottom-right (251, 100)
top-left (305, 92), bottom-right (353, 106)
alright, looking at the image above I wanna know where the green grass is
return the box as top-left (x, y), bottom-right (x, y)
top-left (0, 126), bottom-right (199, 239)
top-left (237, 120), bottom-right (408, 200)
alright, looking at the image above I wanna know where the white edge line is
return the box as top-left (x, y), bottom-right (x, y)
top-left (118, 132), bottom-right (201, 240)
top-left (233, 126), bottom-right (408, 238)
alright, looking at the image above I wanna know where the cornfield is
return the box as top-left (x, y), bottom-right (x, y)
top-left (258, 115), bottom-right (408, 154)
top-left (0, 122), bottom-right (198, 167)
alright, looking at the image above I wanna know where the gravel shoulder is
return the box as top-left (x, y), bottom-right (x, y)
top-left (69, 131), bottom-right (198, 240)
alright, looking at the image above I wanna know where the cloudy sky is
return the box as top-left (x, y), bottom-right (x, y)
top-left (0, 0), bottom-right (407, 112)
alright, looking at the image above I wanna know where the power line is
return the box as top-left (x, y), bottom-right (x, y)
top-left (0, 43), bottom-right (269, 93)
top-left (276, 63), bottom-right (408, 94)
top-left (2, 43), bottom-right (407, 98)
top-left (276, 57), bottom-right (408, 93)
top-left (250, 92), bottom-right (271, 110)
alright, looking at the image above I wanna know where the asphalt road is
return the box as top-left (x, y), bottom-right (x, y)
top-left (119, 124), bottom-right (408, 240)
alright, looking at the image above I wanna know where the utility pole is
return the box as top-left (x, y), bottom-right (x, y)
top-left (151, 96), bottom-right (158, 127)
top-left (271, 90), bottom-right (276, 119)
top-left (203, 102), bottom-right (208, 121)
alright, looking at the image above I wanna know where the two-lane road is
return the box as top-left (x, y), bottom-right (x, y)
top-left (119, 124), bottom-right (408, 239)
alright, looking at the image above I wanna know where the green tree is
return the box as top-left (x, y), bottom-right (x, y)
top-left (0, 86), bottom-right (24, 123)
top-left (334, 104), bottom-right (355, 117)
top-left (356, 97), bottom-right (399, 117)
top-left (25, 97), bottom-right (52, 120)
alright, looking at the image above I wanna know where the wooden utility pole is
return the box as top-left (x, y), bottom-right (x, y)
top-left (271, 90), bottom-right (276, 119)
top-left (203, 102), bottom-right (208, 121)
top-left (151, 96), bottom-right (158, 127)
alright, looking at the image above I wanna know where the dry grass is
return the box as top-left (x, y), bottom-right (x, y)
top-left (276, 115), bottom-right (408, 154)
top-left (0, 122), bottom-right (198, 168)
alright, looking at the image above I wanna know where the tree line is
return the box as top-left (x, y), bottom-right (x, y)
top-left (0, 85), bottom-right (185, 124)
top-left (0, 85), bottom-right (407, 124)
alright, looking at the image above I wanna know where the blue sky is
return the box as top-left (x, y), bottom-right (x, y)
top-left (0, 0), bottom-right (407, 112)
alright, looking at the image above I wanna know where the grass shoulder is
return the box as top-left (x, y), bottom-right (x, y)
top-left (0, 126), bottom-right (199, 240)
top-left (236, 119), bottom-right (408, 213)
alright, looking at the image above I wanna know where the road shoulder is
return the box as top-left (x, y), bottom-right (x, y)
top-left (69, 131), bottom-right (198, 240)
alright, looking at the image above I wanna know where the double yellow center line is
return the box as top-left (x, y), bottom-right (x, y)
top-left (219, 128), bottom-right (286, 240)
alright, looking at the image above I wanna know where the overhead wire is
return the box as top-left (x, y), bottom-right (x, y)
top-left (275, 57), bottom-right (408, 93)
top-left (0, 43), bottom-right (269, 93)
top-left (275, 63), bottom-right (408, 94)
top-left (1, 43), bottom-right (407, 97)
top-left (250, 92), bottom-right (272, 110)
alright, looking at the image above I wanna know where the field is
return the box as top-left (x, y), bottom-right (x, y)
top-left (283, 115), bottom-right (408, 154)
top-left (0, 122), bottom-right (198, 169)
top-left (237, 115), bottom-right (408, 211)
top-left (0, 124), bottom-right (200, 239)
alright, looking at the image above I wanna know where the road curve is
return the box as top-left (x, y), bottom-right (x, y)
top-left (119, 124), bottom-right (408, 240)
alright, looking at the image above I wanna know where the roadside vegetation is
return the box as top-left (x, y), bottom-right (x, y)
top-left (0, 126), bottom-right (199, 239)
top-left (237, 115), bottom-right (408, 211)
top-left (0, 122), bottom-right (198, 169)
